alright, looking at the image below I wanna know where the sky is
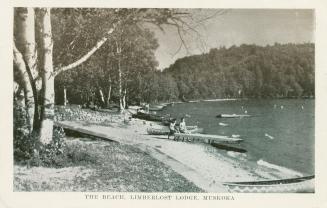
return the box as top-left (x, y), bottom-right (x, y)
top-left (153, 9), bottom-right (315, 69)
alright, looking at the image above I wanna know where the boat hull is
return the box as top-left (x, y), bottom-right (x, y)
top-left (222, 175), bottom-right (314, 193)
top-left (147, 126), bottom-right (203, 135)
top-left (217, 114), bottom-right (251, 118)
top-left (132, 112), bottom-right (165, 122)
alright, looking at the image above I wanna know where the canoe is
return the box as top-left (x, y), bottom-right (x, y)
top-left (217, 114), bottom-right (251, 118)
top-left (147, 126), bottom-right (204, 135)
top-left (203, 98), bottom-right (237, 102)
top-left (219, 122), bottom-right (229, 126)
top-left (211, 142), bottom-right (247, 153)
top-left (222, 175), bottom-right (314, 193)
top-left (174, 133), bottom-right (243, 143)
top-left (188, 100), bottom-right (200, 103)
top-left (132, 112), bottom-right (166, 122)
top-left (149, 104), bottom-right (167, 111)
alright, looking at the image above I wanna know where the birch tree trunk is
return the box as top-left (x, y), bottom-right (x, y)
top-left (118, 64), bottom-right (124, 112)
top-left (106, 60), bottom-right (112, 108)
top-left (116, 42), bottom-right (124, 112)
top-left (99, 88), bottom-right (105, 106)
top-left (122, 88), bottom-right (127, 109)
top-left (38, 8), bottom-right (55, 144)
top-left (106, 84), bottom-right (111, 108)
top-left (63, 86), bottom-right (67, 106)
top-left (14, 8), bottom-right (38, 130)
top-left (13, 45), bottom-right (34, 131)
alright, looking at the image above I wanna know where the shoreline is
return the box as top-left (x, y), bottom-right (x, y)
top-left (15, 106), bottom-right (307, 192)
top-left (55, 118), bottom-right (305, 191)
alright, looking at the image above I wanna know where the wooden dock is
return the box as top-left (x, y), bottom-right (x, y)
top-left (54, 121), bottom-right (116, 141)
top-left (174, 133), bottom-right (243, 144)
top-left (55, 121), bottom-right (242, 145)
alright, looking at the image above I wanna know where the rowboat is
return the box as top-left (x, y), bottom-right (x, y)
top-left (217, 114), bottom-right (251, 118)
top-left (222, 175), bottom-right (314, 193)
top-left (174, 133), bottom-right (243, 144)
top-left (147, 126), bottom-right (204, 135)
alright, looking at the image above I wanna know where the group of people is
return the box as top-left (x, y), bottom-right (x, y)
top-left (168, 117), bottom-right (187, 139)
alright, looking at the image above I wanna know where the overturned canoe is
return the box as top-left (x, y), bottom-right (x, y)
top-left (211, 142), bottom-right (247, 153)
top-left (174, 133), bottom-right (243, 144)
top-left (222, 175), bottom-right (314, 193)
top-left (132, 112), bottom-right (166, 122)
top-left (147, 126), bottom-right (204, 135)
top-left (217, 114), bottom-right (251, 118)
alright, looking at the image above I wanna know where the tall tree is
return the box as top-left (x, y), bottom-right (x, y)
top-left (14, 8), bottom-right (38, 131)
top-left (37, 8), bottom-right (55, 144)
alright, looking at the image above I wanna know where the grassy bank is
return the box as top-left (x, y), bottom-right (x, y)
top-left (14, 135), bottom-right (203, 192)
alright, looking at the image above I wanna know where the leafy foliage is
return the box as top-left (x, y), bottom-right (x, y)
top-left (54, 23), bottom-right (162, 105)
top-left (13, 101), bottom-right (35, 161)
top-left (14, 101), bottom-right (70, 167)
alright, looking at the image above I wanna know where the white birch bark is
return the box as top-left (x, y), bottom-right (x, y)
top-left (63, 86), bottom-right (67, 106)
top-left (54, 26), bottom-right (116, 77)
top-left (122, 88), bottom-right (127, 109)
top-left (99, 88), bottom-right (105, 105)
top-left (106, 85), bottom-right (111, 107)
top-left (116, 41), bottom-right (124, 112)
top-left (14, 8), bottom-right (38, 129)
top-left (13, 44), bottom-right (35, 130)
top-left (38, 8), bottom-right (54, 144)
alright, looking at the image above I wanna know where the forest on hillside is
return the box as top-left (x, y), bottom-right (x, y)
top-left (58, 42), bottom-right (314, 106)
top-left (164, 43), bottom-right (314, 100)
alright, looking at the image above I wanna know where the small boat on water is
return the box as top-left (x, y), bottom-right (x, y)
top-left (174, 133), bottom-right (243, 144)
top-left (147, 126), bottom-right (203, 135)
top-left (222, 175), bottom-right (314, 193)
top-left (264, 133), bottom-right (274, 139)
top-left (149, 104), bottom-right (167, 111)
top-left (219, 122), bottom-right (229, 126)
top-left (217, 114), bottom-right (251, 118)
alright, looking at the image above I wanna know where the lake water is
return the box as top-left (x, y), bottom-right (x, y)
top-left (160, 99), bottom-right (314, 175)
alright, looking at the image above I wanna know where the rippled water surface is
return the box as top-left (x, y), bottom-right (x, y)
top-left (160, 99), bottom-right (314, 175)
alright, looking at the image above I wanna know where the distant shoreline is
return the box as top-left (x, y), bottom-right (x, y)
top-left (161, 97), bottom-right (314, 106)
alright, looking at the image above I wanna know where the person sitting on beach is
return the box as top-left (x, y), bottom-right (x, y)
top-left (168, 119), bottom-right (177, 139)
top-left (179, 117), bottom-right (187, 133)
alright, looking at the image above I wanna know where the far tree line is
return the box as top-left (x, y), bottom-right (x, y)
top-left (57, 42), bottom-right (314, 107)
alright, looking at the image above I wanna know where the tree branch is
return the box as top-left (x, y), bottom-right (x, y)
top-left (13, 44), bottom-right (30, 89)
top-left (53, 25), bottom-right (116, 77)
